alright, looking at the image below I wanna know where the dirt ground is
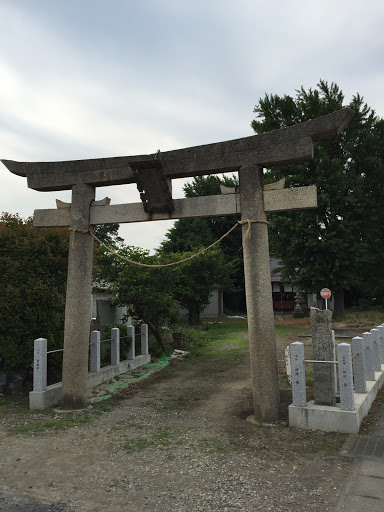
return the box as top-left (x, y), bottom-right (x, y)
top-left (0, 320), bottom-right (354, 511)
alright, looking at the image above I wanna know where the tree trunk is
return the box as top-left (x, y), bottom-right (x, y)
top-left (135, 307), bottom-right (166, 353)
top-left (333, 289), bottom-right (345, 321)
top-left (188, 306), bottom-right (201, 326)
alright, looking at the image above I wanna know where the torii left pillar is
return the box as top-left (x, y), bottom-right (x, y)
top-left (61, 183), bottom-right (95, 409)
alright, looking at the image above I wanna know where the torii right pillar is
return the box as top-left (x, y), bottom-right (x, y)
top-left (239, 164), bottom-right (280, 422)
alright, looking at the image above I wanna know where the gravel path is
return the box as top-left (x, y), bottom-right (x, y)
top-left (0, 331), bottom-right (353, 511)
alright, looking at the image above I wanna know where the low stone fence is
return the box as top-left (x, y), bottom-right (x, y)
top-left (30, 324), bottom-right (150, 410)
top-left (289, 324), bottom-right (384, 433)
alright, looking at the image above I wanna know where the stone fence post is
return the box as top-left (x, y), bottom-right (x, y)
top-left (370, 328), bottom-right (381, 372)
top-left (290, 342), bottom-right (306, 407)
top-left (111, 328), bottom-right (120, 366)
top-left (363, 331), bottom-right (375, 380)
top-left (337, 343), bottom-right (355, 411)
top-left (33, 338), bottom-right (47, 392)
top-left (90, 330), bottom-right (100, 373)
top-left (378, 325), bottom-right (384, 364)
top-left (352, 336), bottom-right (366, 393)
top-left (141, 324), bottom-right (149, 355)
top-left (127, 326), bottom-right (135, 360)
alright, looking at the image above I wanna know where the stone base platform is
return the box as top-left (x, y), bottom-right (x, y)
top-left (29, 354), bottom-right (151, 410)
top-left (289, 364), bottom-right (384, 434)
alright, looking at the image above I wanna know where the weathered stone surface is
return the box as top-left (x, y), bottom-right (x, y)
top-left (127, 326), bottom-right (135, 360)
top-left (90, 330), bottom-right (101, 373)
top-left (337, 343), bottom-right (355, 411)
top-left (33, 338), bottom-right (47, 392)
top-left (111, 327), bottom-right (120, 366)
top-left (290, 342), bottom-right (306, 406)
top-left (61, 183), bottom-right (95, 410)
top-left (239, 164), bottom-right (280, 422)
top-left (2, 108), bottom-right (354, 191)
top-left (363, 331), bottom-right (375, 381)
top-left (352, 336), bottom-right (366, 393)
top-left (311, 307), bottom-right (335, 406)
top-left (370, 328), bottom-right (381, 371)
top-left (33, 186), bottom-right (318, 228)
top-left (379, 324), bottom-right (384, 363)
top-left (141, 324), bottom-right (149, 355)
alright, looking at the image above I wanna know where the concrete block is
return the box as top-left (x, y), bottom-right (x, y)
top-left (289, 364), bottom-right (384, 433)
top-left (29, 354), bottom-right (151, 410)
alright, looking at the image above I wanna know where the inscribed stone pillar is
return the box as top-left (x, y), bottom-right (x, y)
top-left (239, 164), bottom-right (280, 422)
top-left (33, 338), bottom-right (47, 392)
top-left (311, 307), bottom-right (335, 406)
top-left (352, 336), bottom-right (366, 393)
top-left (290, 342), bottom-right (306, 406)
top-left (370, 328), bottom-right (381, 372)
top-left (61, 183), bottom-right (95, 410)
top-left (337, 343), bottom-right (354, 411)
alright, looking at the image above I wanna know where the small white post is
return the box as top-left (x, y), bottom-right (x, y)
top-left (290, 342), bottom-right (306, 407)
top-left (111, 327), bottom-right (120, 366)
top-left (363, 331), bottom-right (375, 380)
top-left (141, 324), bottom-right (149, 355)
top-left (33, 338), bottom-right (47, 392)
top-left (90, 330), bottom-right (101, 373)
top-left (127, 326), bottom-right (135, 360)
top-left (337, 343), bottom-right (355, 411)
top-left (285, 346), bottom-right (292, 384)
top-left (352, 336), bottom-right (366, 393)
top-left (371, 328), bottom-right (381, 371)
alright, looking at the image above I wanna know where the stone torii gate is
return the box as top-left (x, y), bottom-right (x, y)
top-left (2, 108), bottom-right (353, 421)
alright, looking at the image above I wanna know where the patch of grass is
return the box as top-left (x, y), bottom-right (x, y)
top-left (337, 308), bottom-right (384, 327)
top-left (7, 413), bottom-right (93, 435)
top-left (123, 427), bottom-right (173, 452)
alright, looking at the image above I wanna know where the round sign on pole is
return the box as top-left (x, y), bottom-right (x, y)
top-left (320, 288), bottom-right (331, 299)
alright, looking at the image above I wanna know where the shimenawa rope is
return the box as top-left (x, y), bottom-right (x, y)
top-left (69, 218), bottom-right (268, 268)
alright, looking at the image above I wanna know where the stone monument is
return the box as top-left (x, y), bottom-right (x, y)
top-left (311, 307), bottom-right (336, 406)
top-left (2, 108), bottom-right (353, 420)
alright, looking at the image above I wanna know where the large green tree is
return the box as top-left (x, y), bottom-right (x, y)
top-left (251, 80), bottom-right (384, 317)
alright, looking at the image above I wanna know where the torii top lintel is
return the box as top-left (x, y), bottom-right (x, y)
top-left (1, 108), bottom-right (354, 192)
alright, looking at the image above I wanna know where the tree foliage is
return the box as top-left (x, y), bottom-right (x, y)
top-left (251, 80), bottom-right (384, 315)
top-left (94, 245), bottom-right (179, 352)
top-left (0, 213), bottom-right (68, 371)
top-left (160, 174), bottom-right (245, 312)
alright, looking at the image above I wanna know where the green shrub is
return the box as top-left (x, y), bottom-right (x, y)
top-left (0, 213), bottom-right (68, 373)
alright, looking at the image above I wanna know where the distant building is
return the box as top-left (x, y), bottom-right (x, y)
top-left (270, 254), bottom-right (297, 311)
top-left (91, 290), bottom-right (131, 328)
top-left (177, 288), bottom-right (224, 319)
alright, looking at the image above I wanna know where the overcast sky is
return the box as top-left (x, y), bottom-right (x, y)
top-left (1, 0), bottom-right (383, 251)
